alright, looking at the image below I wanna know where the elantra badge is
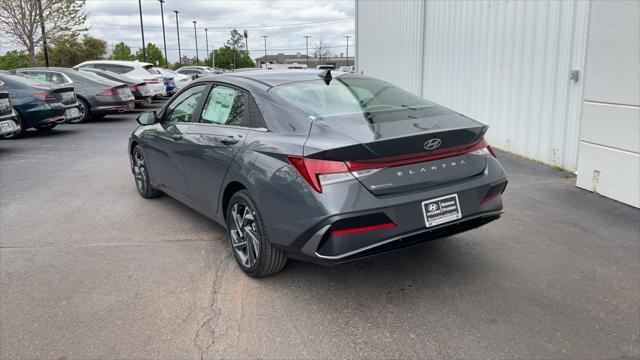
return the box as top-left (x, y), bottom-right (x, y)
top-left (424, 138), bottom-right (442, 151)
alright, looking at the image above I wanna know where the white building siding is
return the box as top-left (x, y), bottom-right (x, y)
top-left (355, 0), bottom-right (590, 171)
top-left (576, 0), bottom-right (640, 208)
top-left (421, 0), bottom-right (589, 170)
top-left (356, 0), bottom-right (425, 95)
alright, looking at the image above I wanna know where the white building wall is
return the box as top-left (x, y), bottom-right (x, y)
top-left (576, 0), bottom-right (640, 208)
top-left (355, 0), bottom-right (590, 171)
top-left (356, 0), bottom-right (425, 95)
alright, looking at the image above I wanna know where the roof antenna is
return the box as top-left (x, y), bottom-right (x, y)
top-left (318, 69), bottom-right (332, 85)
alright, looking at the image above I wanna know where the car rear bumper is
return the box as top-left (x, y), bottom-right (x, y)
top-left (261, 156), bottom-right (508, 265)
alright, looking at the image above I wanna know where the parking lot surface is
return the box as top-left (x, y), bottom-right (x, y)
top-left (1, 102), bottom-right (639, 359)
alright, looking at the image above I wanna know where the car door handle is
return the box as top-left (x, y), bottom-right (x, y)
top-left (220, 136), bottom-right (239, 145)
top-left (170, 133), bottom-right (183, 141)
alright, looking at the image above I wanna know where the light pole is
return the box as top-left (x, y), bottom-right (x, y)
top-left (138, 0), bottom-right (146, 61)
top-left (37, 0), bottom-right (49, 67)
top-left (303, 35), bottom-right (311, 68)
top-left (204, 28), bottom-right (209, 67)
top-left (158, 0), bottom-right (168, 68)
top-left (174, 10), bottom-right (181, 67)
top-left (261, 35), bottom-right (268, 69)
top-left (343, 35), bottom-right (352, 67)
top-left (193, 21), bottom-right (198, 64)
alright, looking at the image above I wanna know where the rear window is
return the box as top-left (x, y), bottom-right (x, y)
top-left (143, 65), bottom-right (158, 75)
top-left (271, 77), bottom-right (435, 118)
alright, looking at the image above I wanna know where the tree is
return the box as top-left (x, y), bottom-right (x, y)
top-left (112, 42), bottom-right (134, 61)
top-left (136, 43), bottom-right (165, 66)
top-left (213, 46), bottom-right (254, 70)
top-left (0, 51), bottom-right (30, 70)
top-left (225, 29), bottom-right (246, 52)
top-left (313, 39), bottom-right (333, 62)
top-left (0, 0), bottom-right (88, 66)
top-left (41, 35), bottom-right (106, 67)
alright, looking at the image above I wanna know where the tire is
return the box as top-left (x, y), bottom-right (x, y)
top-left (1, 111), bottom-right (25, 139)
top-left (131, 145), bottom-right (162, 198)
top-left (35, 123), bottom-right (57, 132)
top-left (70, 98), bottom-right (90, 123)
top-left (226, 190), bottom-right (287, 277)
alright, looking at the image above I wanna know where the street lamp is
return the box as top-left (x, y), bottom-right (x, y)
top-left (303, 35), bottom-right (311, 68)
top-left (193, 20), bottom-right (198, 64)
top-left (261, 35), bottom-right (268, 69)
top-left (174, 10), bottom-right (181, 67)
top-left (138, 0), bottom-right (146, 61)
top-left (158, 0), bottom-right (168, 68)
top-left (204, 28), bottom-right (209, 67)
top-left (343, 35), bottom-right (352, 67)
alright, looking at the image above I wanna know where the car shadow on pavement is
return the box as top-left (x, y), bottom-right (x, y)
top-left (18, 127), bottom-right (81, 139)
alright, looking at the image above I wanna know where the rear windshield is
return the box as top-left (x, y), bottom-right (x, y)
top-left (143, 65), bottom-right (158, 75)
top-left (71, 70), bottom-right (121, 86)
top-left (1, 74), bottom-right (52, 88)
top-left (271, 77), bottom-right (435, 118)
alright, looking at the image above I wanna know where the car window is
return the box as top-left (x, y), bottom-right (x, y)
top-left (48, 72), bottom-right (69, 84)
top-left (143, 65), bottom-right (158, 75)
top-left (200, 85), bottom-right (247, 127)
top-left (21, 71), bottom-right (48, 83)
top-left (164, 85), bottom-right (206, 124)
top-left (179, 69), bottom-right (196, 74)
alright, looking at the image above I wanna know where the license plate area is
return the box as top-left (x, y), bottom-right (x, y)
top-left (422, 194), bottom-right (462, 228)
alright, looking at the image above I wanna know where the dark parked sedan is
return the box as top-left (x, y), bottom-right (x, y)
top-left (0, 73), bottom-right (78, 138)
top-left (129, 70), bottom-right (507, 277)
top-left (15, 68), bottom-right (134, 123)
top-left (78, 68), bottom-right (153, 106)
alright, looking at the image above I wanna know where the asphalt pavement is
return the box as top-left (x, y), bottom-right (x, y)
top-left (1, 102), bottom-right (638, 359)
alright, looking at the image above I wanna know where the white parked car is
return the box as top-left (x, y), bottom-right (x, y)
top-left (74, 60), bottom-right (166, 97)
top-left (155, 68), bottom-right (191, 91)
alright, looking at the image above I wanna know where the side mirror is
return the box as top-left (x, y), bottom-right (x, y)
top-left (192, 74), bottom-right (199, 80)
top-left (137, 111), bottom-right (157, 126)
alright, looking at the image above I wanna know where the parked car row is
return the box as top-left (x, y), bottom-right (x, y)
top-left (0, 60), bottom-right (201, 139)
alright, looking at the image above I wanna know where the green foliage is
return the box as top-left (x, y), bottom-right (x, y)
top-left (40, 35), bottom-right (107, 67)
top-left (112, 42), bottom-right (134, 60)
top-left (136, 43), bottom-right (165, 67)
top-left (212, 46), bottom-right (255, 70)
top-left (226, 29), bottom-right (246, 52)
top-left (0, 0), bottom-right (89, 65)
top-left (0, 51), bottom-right (30, 70)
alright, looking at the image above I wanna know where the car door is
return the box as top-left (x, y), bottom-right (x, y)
top-left (181, 84), bottom-right (258, 212)
top-left (141, 83), bottom-right (209, 197)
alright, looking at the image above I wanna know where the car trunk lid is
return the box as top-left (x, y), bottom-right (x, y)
top-left (303, 106), bottom-right (491, 195)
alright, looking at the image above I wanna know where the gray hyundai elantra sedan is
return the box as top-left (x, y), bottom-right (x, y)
top-left (129, 70), bottom-right (507, 277)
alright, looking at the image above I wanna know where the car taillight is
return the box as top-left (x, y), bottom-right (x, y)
top-left (144, 78), bottom-right (159, 84)
top-left (98, 88), bottom-right (118, 96)
top-left (287, 156), bottom-right (354, 193)
top-left (288, 138), bottom-right (497, 193)
top-left (32, 92), bottom-right (58, 103)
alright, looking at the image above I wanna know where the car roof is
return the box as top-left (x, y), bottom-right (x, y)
top-left (205, 69), bottom-right (349, 88)
top-left (77, 60), bottom-right (154, 67)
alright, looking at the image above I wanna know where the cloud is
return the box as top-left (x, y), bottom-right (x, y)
top-left (85, 0), bottom-right (355, 62)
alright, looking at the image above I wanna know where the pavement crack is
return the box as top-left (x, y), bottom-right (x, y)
top-left (193, 249), bottom-right (233, 360)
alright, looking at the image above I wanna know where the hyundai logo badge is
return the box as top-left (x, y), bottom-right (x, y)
top-left (424, 138), bottom-right (442, 151)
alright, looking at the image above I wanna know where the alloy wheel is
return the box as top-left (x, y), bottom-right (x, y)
top-left (70, 100), bottom-right (88, 123)
top-left (229, 202), bottom-right (260, 268)
top-left (132, 150), bottom-right (147, 193)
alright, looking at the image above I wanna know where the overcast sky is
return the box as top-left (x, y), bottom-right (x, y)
top-left (84, 0), bottom-right (354, 63)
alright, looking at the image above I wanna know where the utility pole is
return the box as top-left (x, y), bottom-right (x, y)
top-left (204, 28), bottom-right (209, 67)
top-left (303, 35), bottom-right (311, 68)
top-left (193, 21), bottom-right (198, 64)
top-left (36, 0), bottom-right (49, 67)
top-left (158, 0), bottom-right (168, 68)
top-left (173, 10), bottom-right (181, 67)
top-left (261, 35), bottom-right (268, 69)
top-left (344, 35), bottom-right (352, 67)
top-left (138, 0), bottom-right (146, 61)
